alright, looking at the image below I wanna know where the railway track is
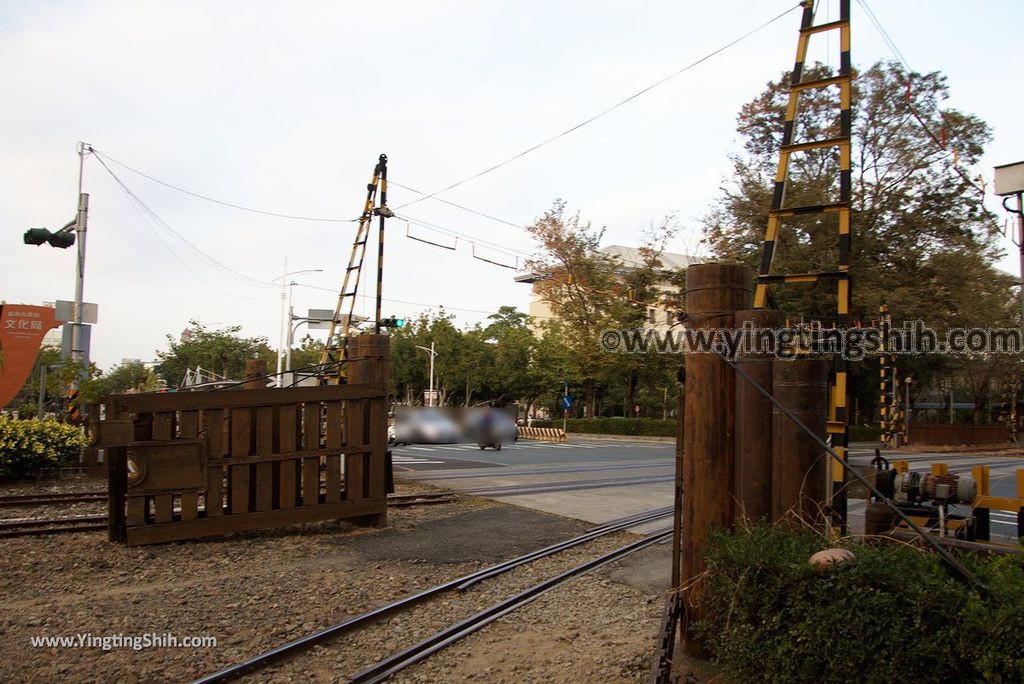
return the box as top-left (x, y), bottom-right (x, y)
top-left (194, 505), bottom-right (673, 683)
top-left (0, 514), bottom-right (109, 539)
top-left (0, 491), bottom-right (457, 539)
top-left (0, 491), bottom-right (107, 508)
top-left (0, 472), bottom-right (670, 539)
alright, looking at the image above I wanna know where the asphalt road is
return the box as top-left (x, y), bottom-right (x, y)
top-left (394, 438), bottom-right (1023, 540)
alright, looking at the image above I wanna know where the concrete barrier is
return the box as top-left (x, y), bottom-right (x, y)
top-left (517, 426), bottom-right (566, 442)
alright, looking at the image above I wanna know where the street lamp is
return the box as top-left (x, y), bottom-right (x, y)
top-left (995, 161), bottom-right (1024, 327)
top-left (272, 263), bottom-right (323, 386)
top-left (415, 342), bottom-right (437, 407)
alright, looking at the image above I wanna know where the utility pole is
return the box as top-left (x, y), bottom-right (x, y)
top-left (277, 257), bottom-right (287, 383)
top-left (374, 154), bottom-right (392, 334)
top-left (38, 365), bottom-right (47, 418)
top-left (71, 143), bottom-right (89, 370)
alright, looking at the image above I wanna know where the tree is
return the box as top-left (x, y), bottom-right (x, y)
top-left (89, 360), bottom-right (159, 398)
top-left (702, 60), bottom-right (1013, 415)
top-left (525, 200), bottom-right (680, 417)
top-left (154, 321), bottom-right (274, 386)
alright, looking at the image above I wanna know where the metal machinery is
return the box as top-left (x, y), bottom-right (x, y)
top-left (751, 0), bottom-right (853, 532)
top-left (318, 154), bottom-right (392, 383)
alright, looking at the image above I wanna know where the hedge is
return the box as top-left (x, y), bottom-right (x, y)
top-left (0, 417), bottom-right (86, 478)
top-left (848, 424), bottom-right (882, 442)
top-left (564, 417), bottom-right (676, 437)
top-left (695, 524), bottom-right (1024, 683)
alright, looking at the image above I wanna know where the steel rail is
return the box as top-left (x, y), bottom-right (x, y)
top-left (192, 506), bottom-right (672, 683)
top-left (347, 528), bottom-right (673, 684)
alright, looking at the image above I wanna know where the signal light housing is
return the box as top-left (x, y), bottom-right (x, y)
top-left (23, 227), bottom-right (75, 249)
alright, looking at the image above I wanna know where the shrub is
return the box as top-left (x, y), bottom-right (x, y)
top-left (0, 416), bottom-right (86, 478)
top-left (694, 524), bottom-right (1024, 683)
top-left (564, 417), bottom-right (676, 437)
top-left (849, 424), bottom-right (882, 442)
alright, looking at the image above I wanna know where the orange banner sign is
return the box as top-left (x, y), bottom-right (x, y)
top-left (0, 305), bottom-right (61, 409)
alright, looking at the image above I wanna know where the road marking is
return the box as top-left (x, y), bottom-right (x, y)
top-left (392, 454), bottom-right (446, 465)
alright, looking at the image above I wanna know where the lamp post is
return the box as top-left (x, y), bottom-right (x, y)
top-left (415, 342), bottom-right (437, 406)
top-left (272, 264), bottom-right (322, 386)
top-left (994, 161), bottom-right (1024, 327)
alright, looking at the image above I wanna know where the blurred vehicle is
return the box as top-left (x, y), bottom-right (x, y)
top-left (387, 423), bottom-right (396, 444)
top-left (464, 408), bottom-right (517, 447)
top-left (394, 408), bottom-right (460, 444)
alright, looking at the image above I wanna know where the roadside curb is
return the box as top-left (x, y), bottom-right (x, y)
top-left (566, 433), bottom-right (676, 444)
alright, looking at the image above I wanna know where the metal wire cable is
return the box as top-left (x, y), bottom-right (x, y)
top-left (393, 2), bottom-right (803, 211)
top-left (90, 148), bottom-right (359, 223)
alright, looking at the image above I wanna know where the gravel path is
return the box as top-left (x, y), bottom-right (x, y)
top-left (0, 476), bottom-right (667, 683)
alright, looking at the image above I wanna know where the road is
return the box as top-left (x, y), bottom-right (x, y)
top-left (394, 438), bottom-right (1023, 540)
top-left (393, 438), bottom-right (675, 532)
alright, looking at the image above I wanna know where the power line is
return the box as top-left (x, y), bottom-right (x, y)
top-left (291, 282), bottom-right (555, 320)
top-left (393, 2), bottom-right (802, 211)
top-left (94, 155), bottom-right (280, 293)
top-left (388, 180), bottom-right (525, 229)
top-left (90, 148), bottom-right (359, 223)
top-left (854, 0), bottom-right (985, 195)
top-left (397, 213), bottom-right (533, 258)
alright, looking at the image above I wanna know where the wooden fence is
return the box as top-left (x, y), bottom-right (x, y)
top-left (99, 335), bottom-right (390, 545)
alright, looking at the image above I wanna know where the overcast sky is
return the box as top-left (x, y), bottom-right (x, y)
top-left (2, 0), bottom-right (1022, 373)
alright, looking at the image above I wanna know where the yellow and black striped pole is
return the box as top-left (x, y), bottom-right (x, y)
top-left (752, 0), bottom-right (853, 532)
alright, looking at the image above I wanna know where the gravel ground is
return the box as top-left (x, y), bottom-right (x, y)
top-left (0, 476), bottom-right (668, 683)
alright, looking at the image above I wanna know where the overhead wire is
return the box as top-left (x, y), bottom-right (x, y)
top-left (854, 0), bottom-right (986, 195)
top-left (93, 155), bottom-right (279, 293)
top-left (392, 2), bottom-right (803, 211)
top-left (90, 148), bottom-right (359, 223)
top-left (291, 282), bottom-right (557, 321)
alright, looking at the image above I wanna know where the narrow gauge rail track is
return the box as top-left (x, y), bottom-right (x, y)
top-left (348, 529), bottom-right (672, 683)
top-left (0, 514), bottom-right (109, 539)
top-left (0, 491), bottom-right (107, 508)
top-left (0, 473), bottom-right (671, 539)
top-left (0, 492), bottom-right (458, 539)
top-left (194, 505), bottom-right (674, 683)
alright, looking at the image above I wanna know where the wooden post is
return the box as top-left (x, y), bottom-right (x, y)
top-left (346, 334), bottom-right (390, 527)
top-left (734, 309), bottom-right (783, 524)
top-left (772, 358), bottom-right (829, 528)
top-left (681, 263), bottom-right (751, 658)
top-left (244, 359), bottom-right (267, 389)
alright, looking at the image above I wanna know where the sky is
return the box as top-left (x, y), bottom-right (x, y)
top-left (2, 0), bottom-right (1022, 374)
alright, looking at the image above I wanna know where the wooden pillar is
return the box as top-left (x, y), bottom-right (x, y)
top-left (771, 358), bottom-right (829, 528)
top-left (347, 334), bottom-right (391, 389)
top-left (243, 359), bottom-right (267, 389)
top-left (346, 334), bottom-right (390, 527)
top-left (681, 263), bottom-right (751, 658)
top-left (734, 310), bottom-right (783, 524)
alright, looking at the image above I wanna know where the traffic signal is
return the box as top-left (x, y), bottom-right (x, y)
top-left (380, 316), bottom-right (406, 328)
top-left (23, 227), bottom-right (75, 249)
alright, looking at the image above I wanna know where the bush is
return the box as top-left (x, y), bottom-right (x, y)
top-left (695, 524), bottom-right (1024, 683)
top-left (564, 417), bottom-right (676, 437)
top-left (0, 417), bottom-right (86, 478)
top-left (849, 424), bottom-right (882, 442)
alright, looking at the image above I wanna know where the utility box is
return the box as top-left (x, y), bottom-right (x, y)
top-left (994, 161), bottom-right (1024, 196)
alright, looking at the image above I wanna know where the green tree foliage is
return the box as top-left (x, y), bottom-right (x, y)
top-left (702, 60), bottom-right (1014, 416)
top-left (154, 321), bottom-right (274, 387)
top-left (524, 200), bottom-right (681, 417)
